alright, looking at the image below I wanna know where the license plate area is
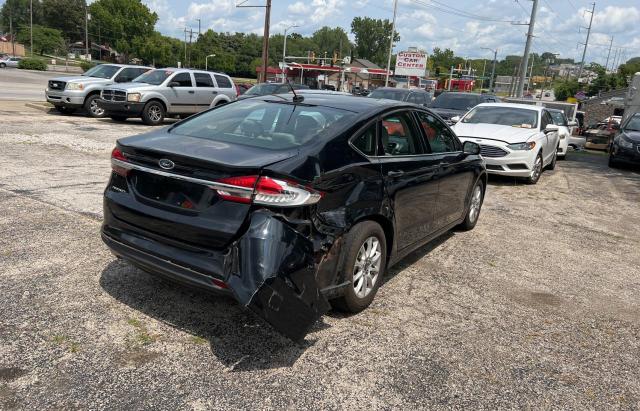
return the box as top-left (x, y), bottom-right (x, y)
top-left (132, 171), bottom-right (215, 211)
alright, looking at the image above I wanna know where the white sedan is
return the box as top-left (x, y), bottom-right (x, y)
top-left (452, 103), bottom-right (560, 184)
top-left (548, 108), bottom-right (579, 158)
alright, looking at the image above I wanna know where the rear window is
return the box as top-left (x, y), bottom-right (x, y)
top-left (368, 89), bottom-right (410, 101)
top-left (431, 93), bottom-right (481, 110)
top-left (194, 73), bottom-right (214, 87)
top-left (214, 74), bottom-right (232, 88)
top-left (169, 100), bottom-right (356, 150)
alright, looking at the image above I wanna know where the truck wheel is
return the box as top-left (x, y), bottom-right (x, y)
top-left (141, 101), bottom-right (165, 125)
top-left (84, 94), bottom-right (106, 118)
top-left (55, 106), bottom-right (76, 115)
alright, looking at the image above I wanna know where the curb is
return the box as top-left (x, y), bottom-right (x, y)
top-left (25, 102), bottom-right (53, 112)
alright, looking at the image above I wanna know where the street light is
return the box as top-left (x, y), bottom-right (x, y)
top-left (282, 24), bottom-right (299, 83)
top-left (481, 47), bottom-right (498, 92)
top-left (205, 54), bottom-right (216, 71)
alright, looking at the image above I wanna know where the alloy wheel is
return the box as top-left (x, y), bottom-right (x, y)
top-left (468, 184), bottom-right (483, 223)
top-left (90, 99), bottom-right (104, 117)
top-left (149, 105), bottom-right (162, 122)
top-left (353, 236), bottom-right (382, 299)
top-left (531, 155), bottom-right (542, 181)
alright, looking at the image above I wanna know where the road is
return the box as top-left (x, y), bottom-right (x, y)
top-left (0, 68), bottom-right (53, 101)
top-left (1, 101), bottom-right (640, 409)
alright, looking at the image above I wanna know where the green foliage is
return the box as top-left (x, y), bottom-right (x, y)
top-left (350, 17), bottom-right (400, 67)
top-left (41, 0), bottom-right (86, 41)
top-left (16, 25), bottom-right (65, 55)
top-left (18, 58), bottom-right (48, 70)
top-left (311, 26), bottom-right (352, 57)
top-left (554, 80), bottom-right (579, 101)
top-left (431, 47), bottom-right (465, 75)
top-left (0, 0), bottom-right (44, 33)
top-left (80, 61), bottom-right (95, 71)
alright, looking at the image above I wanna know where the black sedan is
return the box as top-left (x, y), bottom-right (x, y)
top-left (368, 87), bottom-right (433, 106)
top-left (101, 94), bottom-right (487, 340)
top-left (609, 113), bottom-right (640, 168)
top-left (429, 92), bottom-right (500, 124)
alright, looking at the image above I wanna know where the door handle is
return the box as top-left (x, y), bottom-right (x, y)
top-left (188, 90), bottom-right (195, 94)
top-left (387, 170), bottom-right (405, 178)
top-left (212, 91), bottom-right (218, 94)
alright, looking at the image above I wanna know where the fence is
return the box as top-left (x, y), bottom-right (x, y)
top-left (0, 42), bottom-right (26, 56)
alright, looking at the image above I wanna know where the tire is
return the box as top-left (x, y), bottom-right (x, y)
top-left (547, 147), bottom-right (558, 170)
top-left (84, 94), bottom-right (106, 118)
top-left (458, 180), bottom-right (485, 231)
top-left (608, 155), bottom-right (618, 169)
top-left (332, 221), bottom-right (387, 313)
top-left (54, 105), bottom-right (76, 115)
top-left (0, 63), bottom-right (6, 68)
top-left (525, 152), bottom-right (543, 184)
top-left (141, 101), bottom-right (165, 125)
top-left (110, 115), bottom-right (128, 122)
top-left (215, 100), bottom-right (228, 107)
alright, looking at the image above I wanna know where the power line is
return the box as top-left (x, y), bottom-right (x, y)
top-left (409, 0), bottom-right (520, 23)
top-left (577, 2), bottom-right (595, 80)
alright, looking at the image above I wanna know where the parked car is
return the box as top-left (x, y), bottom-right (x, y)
top-left (239, 82), bottom-right (309, 99)
top-left (101, 93), bottom-right (487, 339)
top-left (584, 116), bottom-right (622, 150)
top-left (548, 108), bottom-right (579, 159)
top-left (453, 103), bottom-right (560, 184)
top-left (235, 82), bottom-right (253, 95)
top-left (429, 92), bottom-right (500, 124)
top-left (98, 68), bottom-right (237, 125)
top-left (367, 87), bottom-right (433, 106)
top-left (0, 56), bottom-right (22, 68)
top-left (609, 113), bottom-right (640, 168)
top-left (46, 64), bottom-right (152, 117)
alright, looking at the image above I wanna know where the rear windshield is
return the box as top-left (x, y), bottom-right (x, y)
top-left (245, 83), bottom-right (287, 96)
top-left (549, 111), bottom-right (568, 126)
top-left (133, 69), bottom-right (174, 85)
top-left (462, 106), bottom-right (539, 128)
top-left (169, 100), bottom-right (356, 150)
top-left (368, 89), bottom-right (409, 101)
top-left (431, 93), bottom-right (481, 110)
top-left (83, 64), bottom-right (120, 79)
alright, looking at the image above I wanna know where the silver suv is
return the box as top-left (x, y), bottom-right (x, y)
top-left (46, 64), bottom-right (152, 117)
top-left (98, 68), bottom-right (237, 125)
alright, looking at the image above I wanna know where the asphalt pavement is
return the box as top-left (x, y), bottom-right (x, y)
top-left (0, 68), bottom-right (54, 101)
top-left (1, 101), bottom-right (640, 409)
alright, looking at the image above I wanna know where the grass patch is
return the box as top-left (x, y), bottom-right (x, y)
top-left (189, 336), bottom-right (208, 345)
top-left (127, 317), bottom-right (157, 346)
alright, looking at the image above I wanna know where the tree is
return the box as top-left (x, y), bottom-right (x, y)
top-left (0, 0), bottom-right (43, 34)
top-left (41, 0), bottom-right (86, 42)
top-left (350, 17), bottom-right (399, 67)
top-left (430, 47), bottom-right (464, 74)
top-left (554, 80), bottom-right (579, 101)
top-left (88, 0), bottom-right (157, 59)
top-left (311, 26), bottom-right (351, 58)
top-left (16, 24), bottom-right (65, 55)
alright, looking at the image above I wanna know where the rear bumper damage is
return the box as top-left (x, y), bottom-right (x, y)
top-left (102, 206), bottom-right (331, 340)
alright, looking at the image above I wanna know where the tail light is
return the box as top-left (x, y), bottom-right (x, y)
top-left (235, 85), bottom-right (241, 97)
top-left (111, 147), bottom-right (131, 177)
top-left (215, 175), bottom-right (322, 207)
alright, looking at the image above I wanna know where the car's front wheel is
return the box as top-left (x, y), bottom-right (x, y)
top-left (526, 152), bottom-right (543, 184)
top-left (141, 101), bottom-right (165, 125)
top-left (547, 147), bottom-right (558, 170)
top-left (459, 180), bottom-right (484, 231)
top-left (0, 63), bottom-right (6, 68)
top-left (332, 221), bottom-right (387, 313)
top-left (84, 94), bottom-right (106, 118)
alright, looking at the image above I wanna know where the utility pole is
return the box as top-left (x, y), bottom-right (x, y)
top-left (527, 55), bottom-right (535, 93)
top-left (85, 6), bottom-right (90, 60)
top-left (9, 14), bottom-right (15, 57)
top-left (238, 0), bottom-right (271, 82)
top-left (605, 36), bottom-right (613, 71)
top-left (197, 19), bottom-right (201, 37)
top-left (282, 24), bottom-right (299, 83)
top-left (30, 0), bottom-right (33, 56)
top-left (482, 48), bottom-right (498, 92)
top-left (516, 0), bottom-right (539, 97)
top-left (183, 28), bottom-right (188, 68)
top-left (385, 0), bottom-right (398, 87)
top-left (577, 2), bottom-right (595, 82)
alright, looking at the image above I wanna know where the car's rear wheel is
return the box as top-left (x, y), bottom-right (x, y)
top-left (547, 147), bottom-right (558, 170)
top-left (110, 115), bottom-right (128, 122)
top-left (141, 101), bottom-right (165, 125)
top-left (332, 221), bottom-right (387, 313)
top-left (55, 105), bottom-right (76, 115)
top-left (526, 152), bottom-right (543, 184)
top-left (84, 94), bottom-right (106, 118)
top-left (458, 180), bottom-right (484, 231)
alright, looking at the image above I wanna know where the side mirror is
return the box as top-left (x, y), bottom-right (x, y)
top-left (463, 141), bottom-right (481, 155)
top-left (544, 124), bottom-right (560, 134)
top-left (168, 81), bottom-right (180, 87)
top-left (567, 120), bottom-right (578, 127)
top-left (450, 116), bottom-right (461, 123)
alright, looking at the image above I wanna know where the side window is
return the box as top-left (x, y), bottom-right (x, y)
top-left (194, 73), bottom-right (214, 87)
top-left (171, 73), bottom-right (193, 87)
top-left (351, 123), bottom-right (377, 156)
top-left (115, 68), bottom-right (141, 83)
top-left (214, 74), bottom-right (232, 88)
top-left (416, 111), bottom-right (461, 153)
top-left (380, 112), bottom-right (424, 156)
top-left (541, 111), bottom-right (551, 129)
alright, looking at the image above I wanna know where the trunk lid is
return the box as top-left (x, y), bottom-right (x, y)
top-left (113, 130), bottom-right (298, 249)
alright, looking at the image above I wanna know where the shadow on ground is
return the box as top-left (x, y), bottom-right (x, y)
top-left (99, 259), bottom-right (319, 371)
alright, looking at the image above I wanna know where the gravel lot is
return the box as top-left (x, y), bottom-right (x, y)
top-left (1, 101), bottom-right (640, 409)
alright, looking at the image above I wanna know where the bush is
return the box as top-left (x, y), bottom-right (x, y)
top-left (80, 61), bottom-right (96, 72)
top-left (18, 58), bottom-right (48, 71)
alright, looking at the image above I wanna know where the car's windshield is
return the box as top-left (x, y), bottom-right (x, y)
top-left (83, 64), bottom-right (120, 79)
top-left (245, 83), bottom-right (286, 96)
top-left (431, 93), bottom-right (480, 110)
top-left (133, 69), bottom-right (173, 85)
top-left (169, 100), bottom-right (356, 150)
top-left (462, 106), bottom-right (539, 128)
top-left (549, 111), bottom-right (568, 127)
top-left (624, 115), bottom-right (640, 132)
top-left (368, 89), bottom-right (409, 101)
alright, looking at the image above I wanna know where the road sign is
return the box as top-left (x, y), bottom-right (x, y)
top-left (395, 51), bottom-right (427, 77)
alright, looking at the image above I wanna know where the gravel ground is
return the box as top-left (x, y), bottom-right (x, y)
top-left (1, 101), bottom-right (640, 409)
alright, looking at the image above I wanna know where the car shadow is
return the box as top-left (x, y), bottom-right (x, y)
top-left (96, 118), bottom-right (180, 126)
top-left (99, 259), bottom-right (320, 371)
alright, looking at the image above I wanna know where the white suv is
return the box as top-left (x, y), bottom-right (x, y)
top-left (453, 103), bottom-right (560, 184)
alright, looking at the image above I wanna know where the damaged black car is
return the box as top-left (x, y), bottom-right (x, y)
top-left (101, 93), bottom-right (487, 340)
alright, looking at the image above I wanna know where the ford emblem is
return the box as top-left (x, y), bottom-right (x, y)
top-left (158, 159), bottom-right (174, 170)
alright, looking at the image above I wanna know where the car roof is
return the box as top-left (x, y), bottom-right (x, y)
top-left (257, 93), bottom-right (415, 114)
top-left (160, 67), bottom-right (230, 76)
top-left (373, 87), bottom-right (411, 93)
top-left (475, 102), bottom-right (545, 112)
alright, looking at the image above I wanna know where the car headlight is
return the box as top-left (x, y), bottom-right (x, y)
top-left (507, 141), bottom-right (536, 151)
top-left (66, 83), bottom-right (84, 90)
top-left (618, 137), bottom-right (634, 149)
top-left (127, 93), bottom-right (141, 102)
